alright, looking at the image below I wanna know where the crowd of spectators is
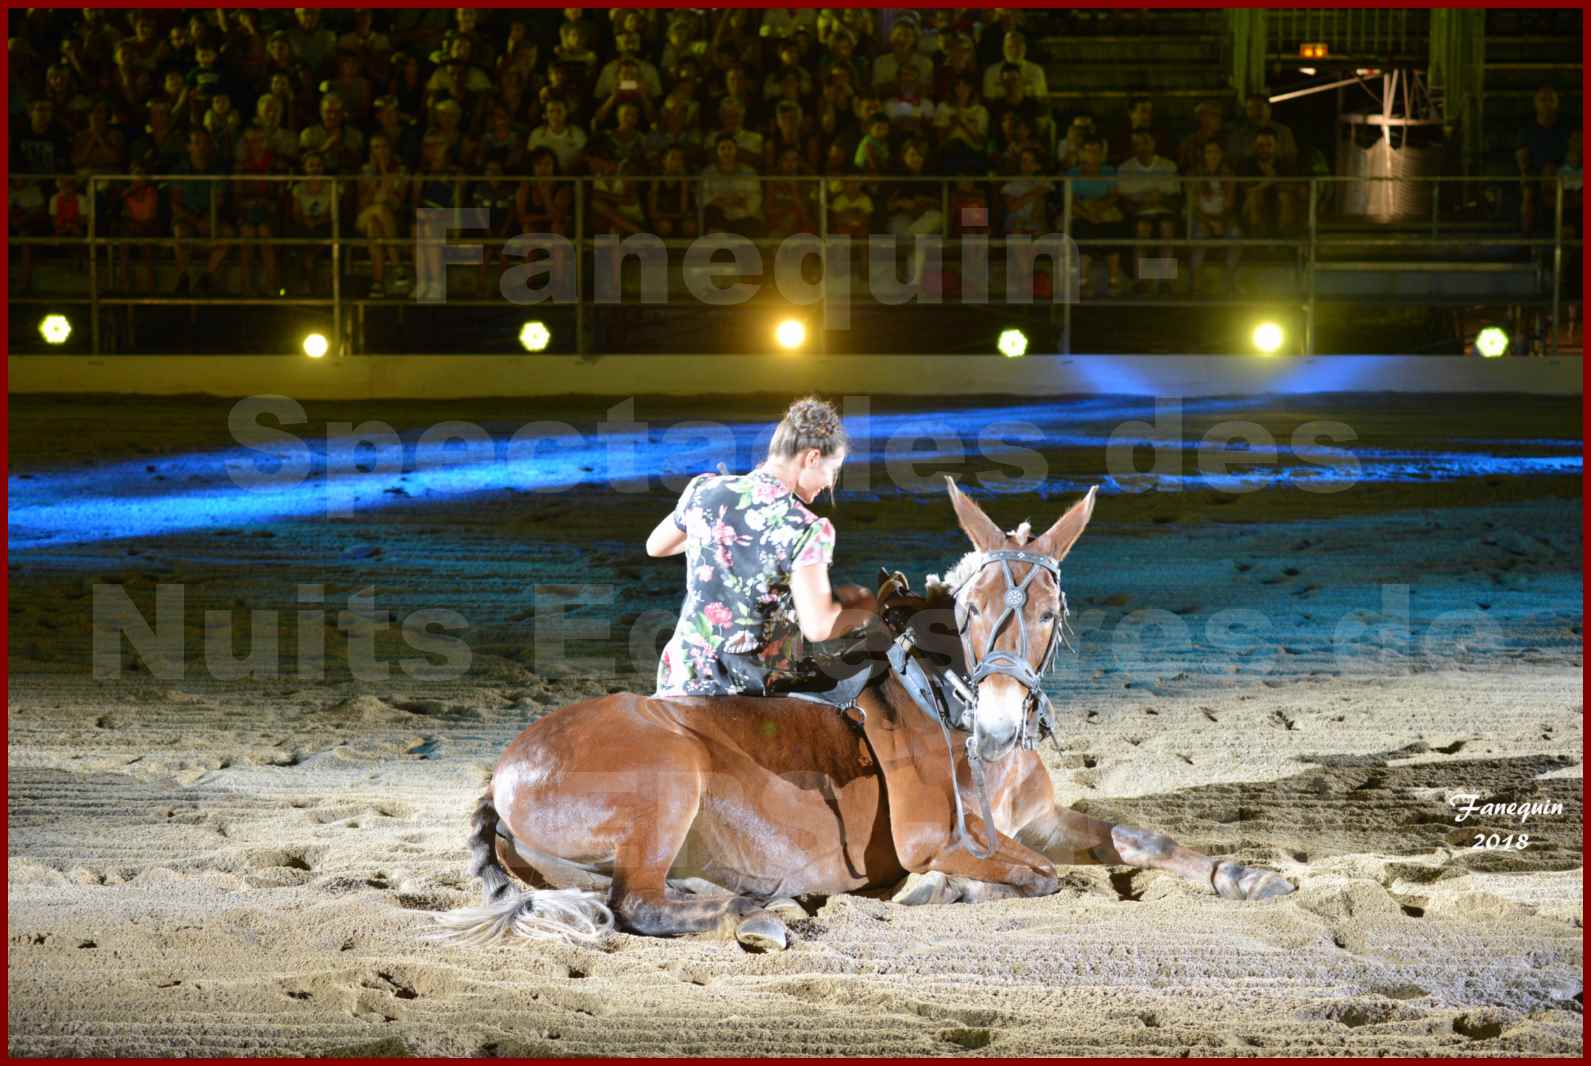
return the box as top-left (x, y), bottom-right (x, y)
top-left (9, 8), bottom-right (1579, 301)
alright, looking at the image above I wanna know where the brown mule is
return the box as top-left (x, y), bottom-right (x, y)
top-left (432, 481), bottom-right (1293, 951)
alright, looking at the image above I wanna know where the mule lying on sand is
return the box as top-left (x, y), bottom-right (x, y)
top-left (434, 480), bottom-right (1294, 951)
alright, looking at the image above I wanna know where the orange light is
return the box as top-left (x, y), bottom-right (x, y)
top-left (1299, 42), bottom-right (1329, 60)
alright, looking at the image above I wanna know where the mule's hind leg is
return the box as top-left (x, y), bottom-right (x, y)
top-left (605, 773), bottom-right (789, 948)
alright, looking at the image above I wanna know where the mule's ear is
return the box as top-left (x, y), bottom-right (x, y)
top-left (1030, 485), bottom-right (1098, 563)
top-left (945, 475), bottom-right (1005, 551)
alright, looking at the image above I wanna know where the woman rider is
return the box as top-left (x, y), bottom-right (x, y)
top-left (647, 396), bottom-right (878, 697)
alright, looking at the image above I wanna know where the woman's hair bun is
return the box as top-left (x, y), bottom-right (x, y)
top-left (769, 395), bottom-right (849, 459)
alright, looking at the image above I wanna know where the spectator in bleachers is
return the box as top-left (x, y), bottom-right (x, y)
top-left (596, 33), bottom-right (663, 103)
top-left (647, 92), bottom-right (705, 172)
top-left (169, 128), bottom-right (233, 295)
top-left (1178, 101), bottom-right (1227, 175)
top-left (764, 37), bottom-right (813, 106)
top-left (389, 9), bottom-right (451, 61)
top-left (1188, 139), bottom-right (1240, 294)
top-left (519, 146), bottom-right (574, 237)
top-left (498, 20), bottom-right (537, 85)
top-left (854, 113), bottom-right (893, 175)
top-left (974, 9), bottom-right (1024, 69)
top-left (1057, 113), bottom-right (1096, 169)
top-left (286, 8), bottom-right (339, 82)
top-left (120, 13), bottom-right (167, 75)
top-left (768, 69), bottom-right (809, 124)
top-left (357, 132), bottom-right (408, 297)
top-left (337, 10), bottom-right (391, 83)
top-left (72, 100), bottom-right (127, 174)
top-left (370, 96), bottom-right (419, 170)
top-left (115, 157), bottom-right (161, 293)
top-left (1066, 135), bottom-right (1127, 296)
top-left (384, 51), bottom-right (428, 124)
top-left (593, 70), bottom-right (659, 136)
top-left (1237, 128), bottom-right (1299, 239)
top-left (299, 91), bottom-right (364, 175)
top-left (426, 37), bottom-right (493, 128)
top-left (528, 98), bottom-right (588, 175)
top-left (73, 8), bottom-right (123, 75)
top-left (661, 17), bottom-right (708, 78)
top-left (761, 8), bottom-right (819, 42)
top-left (1117, 129), bottom-right (1180, 294)
top-left (764, 144), bottom-right (818, 238)
top-left (1109, 96), bottom-right (1171, 164)
top-left (711, 98), bottom-right (764, 169)
top-left (816, 66), bottom-right (860, 151)
top-left (871, 21), bottom-right (932, 93)
top-left (186, 39), bottom-right (227, 100)
top-left (9, 173), bottom-right (49, 293)
top-left (883, 66), bottom-right (935, 139)
top-left (934, 74), bottom-right (989, 175)
top-left (933, 33), bottom-right (980, 102)
top-left (470, 158), bottom-right (519, 292)
top-left (110, 42), bottom-right (155, 127)
top-left (250, 94), bottom-right (298, 166)
top-left (1001, 145), bottom-right (1051, 236)
top-left (709, 10), bottom-right (764, 77)
top-left (14, 98), bottom-right (74, 181)
top-left (262, 31), bottom-right (313, 110)
top-left (324, 51), bottom-right (374, 125)
top-left (166, 21), bottom-right (197, 76)
top-left (217, 9), bottom-right (267, 94)
top-left (981, 30), bottom-right (1047, 104)
top-left (821, 28), bottom-right (867, 92)
top-left (233, 124), bottom-right (282, 296)
top-left (481, 104), bottom-right (526, 172)
top-left (597, 101), bottom-right (649, 167)
top-left (131, 100), bottom-right (186, 173)
top-left (42, 63), bottom-right (92, 131)
top-left (551, 21), bottom-right (599, 81)
top-left (994, 111), bottom-right (1042, 176)
top-left (426, 97), bottom-right (468, 162)
top-left (202, 91), bottom-right (241, 169)
top-left (48, 172), bottom-right (89, 264)
top-left (828, 173), bottom-right (875, 239)
top-left (411, 133), bottom-right (459, 299)
top-left (822, 8), bottom-right (879, 55)
top-left (1226, 92), bottom-right (1297, 169)
top-left (765, 100), bottom-right (820, 174)
top-left (538, 61), bottom-right (589, 129)
top-left (1517, 84), bottom-right (1574, 235)
top-left (156, 68), bottom-right (193, 131)
top-left (988, 63), bottom-right (1048, 154)
top-left (647, 144), bottom-right (698, 239)
top-left (916, 8), bottom-right (955, 60)
top-left (701, 132), bottom-right (765, 238)
top-left (287, 149), bottom-right (336, 294)
top-left (887, 138), bottom-right (944, 284)
top-left (451, 8), bottom-right (497, 73)
top-left (949, 175), bottom-right (990, 238)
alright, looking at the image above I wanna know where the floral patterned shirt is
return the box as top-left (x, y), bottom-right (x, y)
top-left (655, 468), bottom-right (837, 696)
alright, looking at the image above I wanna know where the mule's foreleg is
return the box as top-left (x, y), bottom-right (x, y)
top-left (1015, 803), bottom-right (1292, 901)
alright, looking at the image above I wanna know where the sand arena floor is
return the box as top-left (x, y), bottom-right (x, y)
top-left (6, 393), bottom-right (1582, 1056)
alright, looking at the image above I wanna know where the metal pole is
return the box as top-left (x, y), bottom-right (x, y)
top-left (818, 177), bottom-right (829, 354)
top-left (1551, 175), bottom-right (1563, 355)
top-left (89, 176), bottom-right (101, 355)
top-left (576, 177), bottom-right (586, 358)
top-left (331, 177), bottom-right (342, 357)
top-left (1061, 177), bottom-right (1073, 354)
top-left (1304, 179), bottom-right (1317, 355)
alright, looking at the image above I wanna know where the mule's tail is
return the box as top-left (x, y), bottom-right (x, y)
top-left (426, 788), bottom-right (614, 947)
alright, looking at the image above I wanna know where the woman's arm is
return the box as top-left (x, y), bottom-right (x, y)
top-left (645, 513), bottom-right (687, 557)
top-left (790, 564), bottom-right (876, 642)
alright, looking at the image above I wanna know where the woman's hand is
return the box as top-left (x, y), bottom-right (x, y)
top-left (833, 583), bottom-right (876, 611)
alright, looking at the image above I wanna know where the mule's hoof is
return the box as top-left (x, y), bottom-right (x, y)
top-left (735, 911), bottom-right (789, 953)
top-left (891, 871), bottom-right (963, 907)
top-left (1213, 860), bottom-right (1295, 901)
top-left (765, 897), bottom-right (807, 923)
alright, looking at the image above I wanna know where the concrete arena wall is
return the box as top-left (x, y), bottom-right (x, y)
top-left (7, 354), bottom-right (1583, 400)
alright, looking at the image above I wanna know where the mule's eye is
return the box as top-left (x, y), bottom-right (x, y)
top-left (1039, 610), bottom-right (1056, 622)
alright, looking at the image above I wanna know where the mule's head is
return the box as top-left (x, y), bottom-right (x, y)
top-left (943, 478), bottom-right (1096, 763)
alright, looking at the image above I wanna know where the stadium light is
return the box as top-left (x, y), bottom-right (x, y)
top-left (519, 320), bottom-right (551, 352)
top-left (38, 314), bottom-right (72, 345)
top-left (997, 328), bottom-right (1029, 358)
top-left (1475, 326), bottom-right (1510, 359)
top-left (1251, 321), bottom-right (1285, 356)
top-left (302, 333), bottom-right (329, 359)
top-left (774, 318), bottom-right (807, 350)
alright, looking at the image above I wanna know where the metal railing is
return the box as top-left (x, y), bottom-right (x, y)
top-left (10, 171), bottom-right (1580, 356)
top-left (1267, 7), bottom-right (1431, 59)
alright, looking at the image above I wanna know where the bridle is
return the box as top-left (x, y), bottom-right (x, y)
top-left (880, 548), bottom-right (1071, 860)
top-left (948, 549), bottom-right (1069, 753)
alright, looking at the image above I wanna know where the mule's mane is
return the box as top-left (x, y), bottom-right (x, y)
top-left (923, 521), bottom-right (1033, 599)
